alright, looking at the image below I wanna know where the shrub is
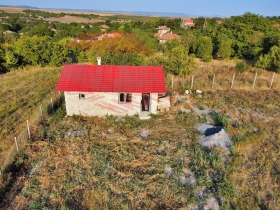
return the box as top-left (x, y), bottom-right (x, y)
top-left (236, 61), bottom-right (249, 73)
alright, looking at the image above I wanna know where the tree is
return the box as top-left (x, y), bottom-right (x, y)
top-left (13, 36), bottom-right (52, 66)
top-left (256, 46), bottom-right (280, 72)
top-left (166, 46), bottom-right (194, 76)
top-left (216, 34), bottom-right (232, 59)
top-left (194, 36), bottom-right (213, 61)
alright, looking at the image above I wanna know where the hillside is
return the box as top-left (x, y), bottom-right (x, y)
top-left (0, 67), bottom-right (279, 209)
top-left (0, 67), bottom-right (62, 168)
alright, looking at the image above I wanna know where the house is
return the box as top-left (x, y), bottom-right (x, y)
top-left (97, 32), bottom-right (122, 41)
top-left (56, 59), bottom-right (166, 119)
top-left (156, 25), bottom-right (170, 37)
top-left (158, 33), bottom-right (180, 44)
top-left (181, 18), bottom-right (195, 28)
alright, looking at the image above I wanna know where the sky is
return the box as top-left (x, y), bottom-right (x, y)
top-left (0, 0), bottom-right (279, 17)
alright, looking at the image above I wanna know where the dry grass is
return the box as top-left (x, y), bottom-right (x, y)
top-left (44, 15), bottom-right (104, 23)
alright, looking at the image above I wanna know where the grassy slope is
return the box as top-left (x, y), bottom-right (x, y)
top-left (0, 67), bottom-right (62, 167)
top-left (2, 90), bottom-right (280, 209)
top-left (0, 66), bottom-right (279, 209)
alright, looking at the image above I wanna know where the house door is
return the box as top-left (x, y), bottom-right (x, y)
top-left (141, 93), bottom-right (150, 112)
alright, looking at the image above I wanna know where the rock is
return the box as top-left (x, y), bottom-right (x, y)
top-left (164, 165), bottom-right (173, 177)
top-left (106, 129), bottom-right (114, 134)
top-left (139, 129), bottom-right (151, 140)
top-left (180, 107), bottom-right (192, 113)
top-left (204, 197), bottom-right (220, 210)
top-left (196, 90), bottom-right (203, 94)
top-left (182, 168), bottom-right (196, 185)
top-left (187, 205), bottom-right (200, 210)
top-left (199, 129), bottom-right (232, 151)
top-left (185, 90), bottom-right (190, 95)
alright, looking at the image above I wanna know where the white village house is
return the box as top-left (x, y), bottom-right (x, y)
top-left (56, 59), bottom-right (167, 119)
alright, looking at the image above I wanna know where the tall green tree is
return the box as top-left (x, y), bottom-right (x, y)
top-left (216, 34), bottom-right (232, 59)
top-left (256, 46), bottom-right (280, 72)
top-left (194, 36), bottom-right (213, 61)
top-left (166, 46), bottom-right (194, 76)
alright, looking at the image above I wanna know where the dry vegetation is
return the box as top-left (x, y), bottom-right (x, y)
top-left (0, 67), bottom-right (62, 168)
top-left (0, 65), bottom-right (279, 209)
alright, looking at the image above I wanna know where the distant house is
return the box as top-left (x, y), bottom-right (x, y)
top-left (181, 18), bottom-right (195, 28)
top-left (155, 25), bottom-right (170, 37)
top-left (158, 33), bottom-right (180, 44)
top-left (100, 24), bottom-right (110, 32)
top-left (56, 59), bottom-right (166, 119)
top-left (97, 32), bottom-right (122, 41)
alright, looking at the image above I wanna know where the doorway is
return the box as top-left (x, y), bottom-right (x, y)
top-left (141, 93), bottom-right (150, 112)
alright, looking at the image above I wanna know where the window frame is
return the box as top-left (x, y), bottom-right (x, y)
top-left (79, 93), bottom-right (85, 100)
top-left (119, 93), bottom-right (132, 103)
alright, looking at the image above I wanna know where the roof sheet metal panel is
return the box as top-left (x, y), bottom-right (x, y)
top-left (56, 64), bottom-right (166, 93)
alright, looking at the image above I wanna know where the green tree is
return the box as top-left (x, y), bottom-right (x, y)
top-left (194, 36), bottom-right (213, 61)
top-left (13, 36), bottom-right (52, 66)
top-left (216, 34), bottom-right (232, 59)
top-left (256, 46), bottom-right (280, 72)
top-left (4, 49), bottom-right (18, 68)
top-left (166, 46), bottom-right (194, 76)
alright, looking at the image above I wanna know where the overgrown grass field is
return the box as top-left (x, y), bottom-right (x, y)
top-left (0, 66), bottom-right (279, 209)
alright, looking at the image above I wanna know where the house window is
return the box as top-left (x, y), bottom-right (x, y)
top-left (119, 93), bottom-right (132, 103)
top-left (79, 94), bottom-right (85, 99)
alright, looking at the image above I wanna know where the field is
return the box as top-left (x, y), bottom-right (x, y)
top-left (0, 67), bottom-right (62, 168)
top-left (0, 65), bottom-right (279, 209)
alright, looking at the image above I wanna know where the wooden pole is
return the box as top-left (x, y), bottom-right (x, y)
top-left (171, 76), bottom-right (174, 88)
top-left (191, 76), bottom-right (194, 89)
top-left (40, 106), bottom-right (43, 120)
top-left (231, 73), bottom-right (236, 88)
top-left (253, 72), bottom-right (258, 88)
top-left (51, 97), bottom-right (54, 111)
top-left (270, 72), bottom-right (275, 89)
top-left (211, 74), bottom-right (215, 89)
top-left (27, 120), bottom-right (31, 139)
top-left (0, 167), bottom-right (2, 176)
top-left (14, 137), bottom-right (19, 152)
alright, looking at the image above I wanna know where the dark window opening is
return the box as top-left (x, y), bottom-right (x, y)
top-left (119, 93), bottom-right (132, 103)
top-left (79, 94), bottom-right (85, 99)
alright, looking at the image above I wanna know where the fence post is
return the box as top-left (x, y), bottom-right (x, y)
top-left (40, 106), bottom-right (43, 120)
top-left (51, 97), bottom-right (54, 111)
top-left (171, 76), bottom-right (174, 88)
top-left (270, 72), bottom-right (275, 89)
top-left (253, 72), bottom-right (258, 88)
top-left (14, 137), bottom-right (19, 152)
top-left (191, 76), bottom-right (194, 89)
top-left (27, 120), bottom-right (31, 139)
top-left (231, 73), bottom-right (236, 89)
top-left (211, 74), bottom-right (215, 89)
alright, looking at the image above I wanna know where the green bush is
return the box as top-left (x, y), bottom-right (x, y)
top-left (236, 61), bottom-right (249, 73)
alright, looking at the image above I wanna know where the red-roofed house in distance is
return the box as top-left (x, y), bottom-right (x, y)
top-left (158, 32), bottom-right (181, 44)
top-left (181, 18), bottom-right (195, 28)
top-left (56, 58), bottom-right (168, 119)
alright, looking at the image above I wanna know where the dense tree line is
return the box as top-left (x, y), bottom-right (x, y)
top-left (0, 11), bottom-right (280, 74)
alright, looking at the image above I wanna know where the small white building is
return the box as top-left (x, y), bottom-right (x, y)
top-left (56, 60), bottom-right (166, 118)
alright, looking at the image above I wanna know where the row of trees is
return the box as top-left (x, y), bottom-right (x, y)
top-left (0, 11), bottom-right (279, 74)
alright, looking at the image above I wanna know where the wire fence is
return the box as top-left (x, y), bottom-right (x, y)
top-left (0, 92), bottom-right (63, 176)
top-left (165, 70), bottom-right (280, 92)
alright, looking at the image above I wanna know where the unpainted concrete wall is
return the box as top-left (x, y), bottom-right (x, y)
top-left (65, 92), bottom-right (158, 117)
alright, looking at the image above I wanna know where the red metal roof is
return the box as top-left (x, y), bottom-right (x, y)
top-left (158, 33), bottom-right (180, 40)
top-left (56, 64), bottom-right (166, 93)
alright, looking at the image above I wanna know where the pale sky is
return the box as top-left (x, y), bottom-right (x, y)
top-left (0, 0), bottom-right (279, 17)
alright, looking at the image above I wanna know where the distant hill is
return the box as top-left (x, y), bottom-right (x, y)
top-left (0, 5), bottom-right (192, 17)
top-left (0, 5), bottom-right (38, 9)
